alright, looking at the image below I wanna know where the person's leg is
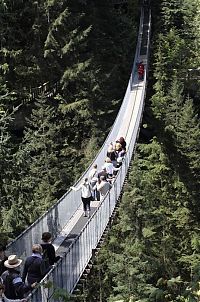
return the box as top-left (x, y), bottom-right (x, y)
top-left (94, 188), bottom-right (98, 200)
top-left (81, 197), bottom-right (87, 216)
top-left (91, 180), bottom-right (97, 200)
top-left (96, 190), bottom-right (100, 201)
top-left (87, 198), bottom-right (91, 217)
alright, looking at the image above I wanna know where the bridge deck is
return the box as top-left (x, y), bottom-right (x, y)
top-left (53, 202), bottom-right (100, 255)
top-left (52, 73), bottom-right (146, 256)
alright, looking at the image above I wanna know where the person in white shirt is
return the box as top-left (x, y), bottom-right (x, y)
top-left (71, 178), bottom-right (93, 217)
top-left (88, 164), bottom-right (98, 182)
top-left (102, 157), bottom-right (119, 178)
top-left (96, 176), bottom-right (111, 200)
top-left (88, 164), bottom-right (99, 200)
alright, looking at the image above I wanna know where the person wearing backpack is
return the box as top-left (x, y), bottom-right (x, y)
top-left (1, 255), bottom-right (36, 300)
top-left (22, 244), bottom-right (50, 286)
top-left (41, 232), bottom-right (60, 266)
top-left (0, 281), bottom-right (26, 302)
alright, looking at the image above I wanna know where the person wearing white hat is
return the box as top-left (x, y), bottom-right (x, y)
top-left (1, 255), bottom-right (36, 300)
top-left (3, 255), bottom-right (22, 269)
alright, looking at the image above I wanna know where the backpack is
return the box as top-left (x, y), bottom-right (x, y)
top-left (2, 272), bottom-right (19, 299)
top-left (40, 249), bottom-right (51, 277)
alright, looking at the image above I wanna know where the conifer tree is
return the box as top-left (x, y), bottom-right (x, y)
top-left (22, 94), bottom-right (61, 211)
top-left (0, 0), bottom-right (50, 97)
top-left (178, 98), bottom-right (200, 172)
top-left (44, 0), bottom-right (92, 92)
top-left (164, 75), bottom-right (184, 134)
top-left (161, 0), bottom-right (185, 32)
top-left (3, 94), bottom-right (62, 232)
top-left (0, 78), bottom-right (19, 238)
top-left (175, 97), bottom-right (200, 208)
top-left (0, 109), bottom-right (13, 236)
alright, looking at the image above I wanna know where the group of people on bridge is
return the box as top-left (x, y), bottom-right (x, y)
top-left (0, 232), bottom-right (60, 301)
top-left (71, 136), bottom-right (127, 217)
top-left (0, 136), bottom-right (127, 301)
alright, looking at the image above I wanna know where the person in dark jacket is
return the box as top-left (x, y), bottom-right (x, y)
top-left (107, 144), bottom-right (117, 167)
top-left (41, 232), bottom-right (60, 266)
top-left (22, 244), bottom-right (49, 286)
top-left (116, 137), bottom-right (126, 150)
top-left (97, 167), bottom-right (108, 180)
top-left (1, 255), bottom-right (36, 300)
top-left (0, 245), bottom-right (8, 276)
top-left (0, 281), bottom-right (27, 302)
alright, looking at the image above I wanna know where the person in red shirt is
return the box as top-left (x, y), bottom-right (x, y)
top-left (137, 61), bottom-right (145, 80)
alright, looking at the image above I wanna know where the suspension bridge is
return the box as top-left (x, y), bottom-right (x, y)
top-left (6, 5), bottom-right (151, 302)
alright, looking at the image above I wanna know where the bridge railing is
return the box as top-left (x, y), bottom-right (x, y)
top-left (131, 7), bottom-right (144, 89)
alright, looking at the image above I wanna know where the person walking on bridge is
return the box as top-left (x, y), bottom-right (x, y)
top-left (71, 178), bottom-right (93, 217)
top-left (107, 144), bottom-right (117, 167)
top-left (0, 281), bottom-right (27, 302)
top-left (88, 164), bottom-right (99, 201)
top-left (41, 232), bottom-right (60, 266)
top-left (137, 61), bottom-right (144, 80)
top-left (22, 244), bottom-right (50, 286)
top-left (1, 255), bottom-right (36, 300)
top-left (97, 176), bottom-right (112, 200)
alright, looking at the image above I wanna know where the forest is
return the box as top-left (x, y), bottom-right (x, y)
top-left (0, 0), bottom-right (200, 301)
